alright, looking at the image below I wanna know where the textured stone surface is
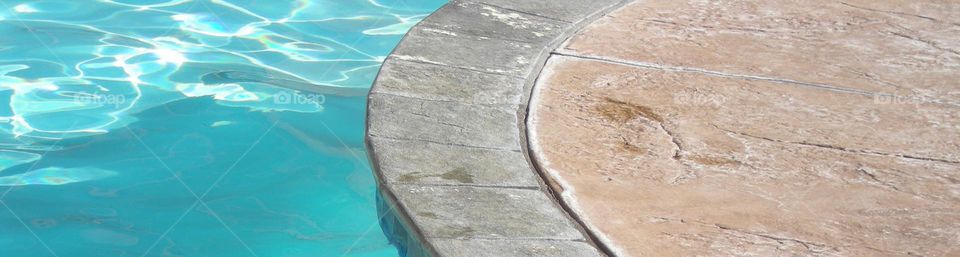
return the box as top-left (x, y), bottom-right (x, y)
top-left (391, 185), bottom-right (585, 241)
top-left (472, 0), bottom-right (623, 23)
top-left (367, 93), bottom-right (519, 150)
top-left (432, 238), bottom-right (604, 257)
top-left (365, 0), bottom-right (635, 256)
top-left (531, 11), bottom-right (960, 255)
top-left (531, 57), bottom-right (960, 256)
top-left (562, 0), bottom-right (960, 104)
top-left (418, 0), bottom-right (567, 43)
top-left (368, 137), bottom-right (538, 188)
top-left (391, 23), bottom-right (544, 77)
top-left (373, 58), bottom-right (525, 105)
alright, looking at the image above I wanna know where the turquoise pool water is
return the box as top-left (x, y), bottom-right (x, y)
top-left (0, 0), bottom-right (445, 256)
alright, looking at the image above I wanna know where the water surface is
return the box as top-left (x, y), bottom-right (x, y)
top-left (0, 0), bottom-right (445, 256)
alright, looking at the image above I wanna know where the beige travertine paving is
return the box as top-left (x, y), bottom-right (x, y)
top-left (562, 0), bottom-right (960, 104)
top-left (528, 0), bottom-right (960, 256)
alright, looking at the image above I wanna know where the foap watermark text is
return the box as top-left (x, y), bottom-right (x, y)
top-left (673, 93), bottom-right (726, 107)
top-left (273, 91), bottom-right (326, 105)
top-left (73, 92), bottom-right (127, 108)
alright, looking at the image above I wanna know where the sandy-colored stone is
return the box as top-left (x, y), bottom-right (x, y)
top-left (529, 1), bottom-right (960, 256)
top-left (563, 0), bottom-right (960, 104)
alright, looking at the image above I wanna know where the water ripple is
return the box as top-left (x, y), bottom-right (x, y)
top-left (0, 0), bottom-right (440, 174)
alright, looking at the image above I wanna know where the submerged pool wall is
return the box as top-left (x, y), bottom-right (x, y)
top-left (365, 0), bottom-right (636, 256)
top-left (377, 183), bottom-right (435, 257)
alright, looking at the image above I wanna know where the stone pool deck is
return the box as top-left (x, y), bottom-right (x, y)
top-left (365, 0), bottom-right (632, 256)
top-left (367, 0), bottom-right (960, 256)
top-left (530, 0), bottom-right (960, 257)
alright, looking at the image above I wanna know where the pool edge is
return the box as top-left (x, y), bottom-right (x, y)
top-left (364, 0), bottom-right (635, 256)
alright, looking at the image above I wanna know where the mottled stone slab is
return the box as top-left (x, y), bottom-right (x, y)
top-left (372, 58), bottom-right (525, 105)
top-left (417, 0), bottom-right (568, 43)
top-left (431, 239), bottom-right (604, 257)
top-left (529, 56), bottom-right (960, 257)
top-left (391, 185), bottom-right (584, 241)
top-left (390, 26), bottom-right (543, 77)
top-left (367, 93), bottom-right (520, 150)
top-left (563, 0), bottom-right (960, 103)
top-left (368, 137), bottom-right (538, 188)
top-left (534, 4), bottom-right (960, 256)
top-left (472, 0), bottom-right (624, 23)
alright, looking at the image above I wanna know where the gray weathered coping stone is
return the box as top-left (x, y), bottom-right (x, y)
top-left (432, 239), bottom-right (605, 257)
top-left (365, 0), bottom-right (633, 256)
top-left (390, 185), bottom-right (584, 240)
top-left (370, 137), bottom-right (537, 188)
top-left (416, 1), bottom-right (566, 43)
top-left (390, 27), bottom-right (542, 77)
top-left (472, 0), bottom-right (624, 23)
top-left (374, 59), bottom-right (525, 105)
top-left (368, 93), bottom-right (520, 150)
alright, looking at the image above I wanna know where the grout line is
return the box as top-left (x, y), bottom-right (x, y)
top-left (516, 3), bottom-right (640, 257)
top-left (370, 91), bottom-right (523, 107)
top-left (428, 236), bottom-right (589, 242)
top-left (390, 182), bottom-right (541, 190)
top-left (387, 56), bottom-right (527, 78)
top-left (552, 51), bottom-right (880, 96)
top-left (553, 51), bottom-right (960, 108)
top-left (369, 135), bottom-right (522, 152)
top-left (367, 0), bottom-right (640, 257)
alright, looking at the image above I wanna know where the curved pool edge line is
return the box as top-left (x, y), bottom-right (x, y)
top-left (365, 3), bottom-right (454, 257)
top-left (365, 0), bottom-right (634, 256)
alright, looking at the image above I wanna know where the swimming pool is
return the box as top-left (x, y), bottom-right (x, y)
top-left (0, 0), bottom-right (445, 256)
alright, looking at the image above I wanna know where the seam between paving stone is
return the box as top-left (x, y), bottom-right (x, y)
top-left (365, 0), bottom-right (637, 256)
top-left (552, 50), bottom-right (960, 108)
top-left (552, 51), bottom-right (880, 96)
top-left (428, 236), bottom-right (590, 242)
top-left (390, 55), bottom-right (528, 77)
top-left (369, 135), bottom-right (522, 152)
top-left (386, 57), bottom-right (528, 79)
top-left (514, 5), bottom-right (635, 257)
top-left (389, 182), bottom-right (542, 191)
top-left (370, 92), bottom-right (518, 108)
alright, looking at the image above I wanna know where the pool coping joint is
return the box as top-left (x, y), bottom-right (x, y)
top-left (365, 0), bottom-right (635, 256)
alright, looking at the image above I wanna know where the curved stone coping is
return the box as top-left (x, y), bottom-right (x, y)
top-left (365, 0), bottom-right (633, 256)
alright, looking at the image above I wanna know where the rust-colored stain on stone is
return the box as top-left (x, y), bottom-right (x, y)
top-left (529, 0), bottom-right (960, 256)
top-left (397, 167), bottom-right (476, 184)
top-left (596, 97), bottom-right (665, 124)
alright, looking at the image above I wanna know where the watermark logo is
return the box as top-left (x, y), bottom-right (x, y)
top-left (73, 92), bottom-right (126, 108)
top-left (273, 91), bottom-right (325, 105)
top-left (873, 94), bottom-right (930, 107)
top-left (274, 91), bottom-right (292, 105)
top-left (673, 93), bottom-right (726, 107)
